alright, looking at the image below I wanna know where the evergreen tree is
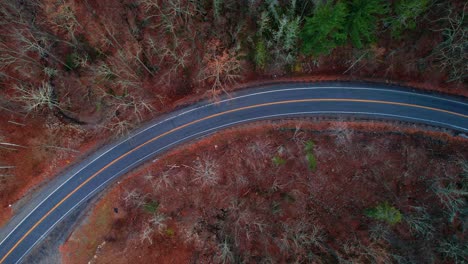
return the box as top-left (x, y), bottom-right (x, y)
top-left (388, 0), bottom-right (431, 38)
top-left (348, 0), bottom-right (389, 48)
top-left (300, 1), bottom-right (348, 56)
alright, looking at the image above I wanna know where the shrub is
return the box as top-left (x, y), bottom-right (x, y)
top-left (348, 0), bottom-right (389, 48)
top-left (272, 156), bottom-right (286, 166)
top-left (300, 1), bottom-right (348, 56)
top-left (143, 200), bottom-right (159, 213)
top-left (365, 202), bottom-right (402, 225)
top-left (165, 227), bottom-right (175, 237)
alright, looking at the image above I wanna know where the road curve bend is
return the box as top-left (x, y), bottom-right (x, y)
top-left (0, 82), bottom-right (467, 263)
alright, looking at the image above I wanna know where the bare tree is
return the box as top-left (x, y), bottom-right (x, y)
top-left (12, 27), bottom-right (68, 67)
top-left (14, 82), bottom-right (59, 113)
top-left (148, 37), bottom-right (191, 84)
top-left (278, 221), bottom-right (326, 258)
top-left (139, 0), bottom-right (195, 36)
top-left (432, 3), bottom-right (468, 82)
top-left (248, 140), bottom-right (273, 158)
top-left (0, 41), bottom-right (42, 70)
top-left (149, 212), bottom-right (168, 233)
top-left (50, 0), bottom-right (82, 43)
top-left (198, 49), bottom-right (242, 98)
top-left (0, 0), bottom-right (42, 26)
top-left (140, 224), bottom-right (154, 245)
top-left (122, 189), bottom-right (147, 208)
top-left (94, 56), bottom-right (140, 90)
top-left (104, 118), bottom-right (133, 138)
top-left (215, 239), bottom-right (234, 264)
top-left (0, 133), bottom-right (14, 175)
top-left (106, 93), bottom-right (154, 121)
top-left (291, 123), bottom-right (307, 145)
top-left (101, 93), bottom-right (154, 138)
top-left (95, 25), bottom-right (146, 89)
top-left (0, 134), bottom-right (25, 151)
top-left (332, 121), bottom-right (354, 147)
top-left (191, 156), bottom-right (219, 186)
top-left (153, 164), bottom-right (178, 191)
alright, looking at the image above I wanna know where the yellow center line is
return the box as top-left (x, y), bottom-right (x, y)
top-left (1, 98), bottom-right (466, 263)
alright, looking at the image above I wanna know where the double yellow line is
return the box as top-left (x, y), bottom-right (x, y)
top-left (1, 98), bottom-right (466, 263)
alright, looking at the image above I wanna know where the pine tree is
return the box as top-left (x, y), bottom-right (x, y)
top-left (388, 0), bottom-right (431, 38)
top-left (348, 0), bottom-right (389, 48)
top-left (300, 1), bottom-right (348, 56)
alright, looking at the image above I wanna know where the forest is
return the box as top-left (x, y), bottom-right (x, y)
top-left (0, 0), bottom-right (467, 263)
top-left (0, 0), bottom-right (466, 133)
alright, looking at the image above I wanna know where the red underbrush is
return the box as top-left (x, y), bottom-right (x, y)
top-left (61, 121), bottom-right (468, 264)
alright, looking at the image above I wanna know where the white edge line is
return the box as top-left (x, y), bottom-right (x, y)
top-left (12, 110), bottom-right (468, 263)
top-left (2, 84), bottom-right (467, 247)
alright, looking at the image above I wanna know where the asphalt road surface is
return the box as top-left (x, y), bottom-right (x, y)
top-left (1, 82), bottom-right (467, 264)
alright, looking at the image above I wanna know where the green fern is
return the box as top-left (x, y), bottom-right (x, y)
top-left (365, 202), bottom-right (402, 225)
top-left (272, 156), bottom-right (286, 166)
top-left (305, 140), bottom-right (314, 152)
top-left (304, 140), bottom-right (317, 171)
top-left (143, 200), bottom-right (159, 213)
top-left (254, 38), bottom-right (268, 70)
top-left (306, 153), bottom-right (317, 171)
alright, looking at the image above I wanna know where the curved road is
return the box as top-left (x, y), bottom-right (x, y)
top-left (0, 82), bottom-right (467, 263)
